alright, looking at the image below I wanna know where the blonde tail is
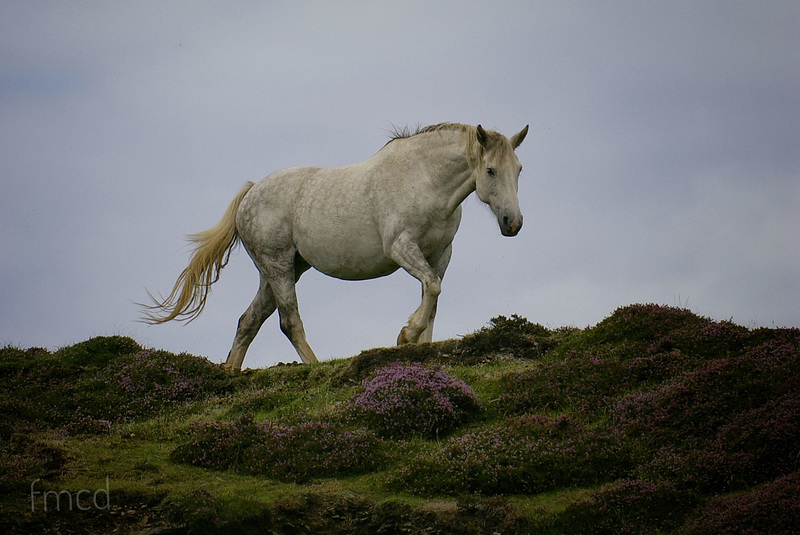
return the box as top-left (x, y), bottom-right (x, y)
top-left (142, 182), bottom-right (255, 324)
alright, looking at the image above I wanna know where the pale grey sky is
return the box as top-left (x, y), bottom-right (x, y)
top-left (2, 1), bottom-right (798, 367)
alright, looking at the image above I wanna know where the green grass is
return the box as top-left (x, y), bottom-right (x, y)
top-left (2, 305), bottom-right (799, 534)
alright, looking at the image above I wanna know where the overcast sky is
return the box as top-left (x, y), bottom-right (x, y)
top-left (2, 1), bottom-right (798, 368)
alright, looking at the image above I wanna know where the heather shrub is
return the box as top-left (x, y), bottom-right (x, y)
top-left (614, 337), bottom-right (800, 444)
top-left (459, 314), bottom-right (558, 358)
top-left (646, 319), bottom-right (749, 361)
top-left (336, 341), bottom-right (461, 385)
top-left (170, 415), bottom-right (384, 482)
top-left (55, 335), bottom-right (143, 367)
top-left (42, 348), bottom-right (233, 426)
top-left (0, 339), bottom-right (234, 432)
top-left (583, 304), bottom-right (712, 348)
top-left (0, 394), bottom-right (37, 440)
top-left (615, 334), bottom-right (800, 491)
top-left (716, 390), bottom-right (800, 480)
top-left (555, 479), bottom-right (697, 535)
top-left (498, 349), bottom-right (631, 415)
top-left (390, 414), bottom-right (631, 495)
top-left (682, 471), bottom-right (800, 534)
top-left (625, 349), bottom-right (699, 384)
top-left (347, 362), bottom-right (482, 438)
top-left (5, 311), bottom-right (800, 532)
top-left (497, 306), bottom-right (754, 416)
top-left (63, 413), bottom-right (113, 436)
top-left (571, 304), bottom-right (753, 368)
top-left (0, 341), bottom-right (134, 433)
top-left (0, 435), bottom-right (69, 493)
top-left (634, 389), bottom-right (800, 491)
top-left (104, 349), bottom-right (231, 421)
top-left (0, 345), bottom-right (50, 376)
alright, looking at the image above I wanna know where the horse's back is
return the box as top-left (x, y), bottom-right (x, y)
top-left (239, 163), bottom-right (397, 280)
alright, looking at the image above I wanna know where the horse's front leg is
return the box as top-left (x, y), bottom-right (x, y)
top-left (387, 233), bottom-right (442, 345)
top-left (417, 244), bottom-right (452, 343)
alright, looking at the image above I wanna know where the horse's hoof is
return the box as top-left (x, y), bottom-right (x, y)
top-left (397, 327), bottom-right (411, 345)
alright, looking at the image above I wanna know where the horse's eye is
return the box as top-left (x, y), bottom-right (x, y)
top-left (487, 168), bottom-right (495, 176)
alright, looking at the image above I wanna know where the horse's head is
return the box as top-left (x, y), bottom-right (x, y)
top-left (474, 124), bottom-right (528, 236)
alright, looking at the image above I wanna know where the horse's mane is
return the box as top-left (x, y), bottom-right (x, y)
top-left (387, 122), bottom-right (473, 142)
top-left (384, 122), bottom-right (495, 171)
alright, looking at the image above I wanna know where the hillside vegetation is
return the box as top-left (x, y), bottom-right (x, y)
top-left (1, 304), bottom-right (798, 534)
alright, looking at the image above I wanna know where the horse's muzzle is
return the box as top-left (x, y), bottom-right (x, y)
top-left (500, 214), bottom-right (523, 237)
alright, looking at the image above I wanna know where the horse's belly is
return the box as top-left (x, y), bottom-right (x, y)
top-left (296, 230), bottom-right (398, 281)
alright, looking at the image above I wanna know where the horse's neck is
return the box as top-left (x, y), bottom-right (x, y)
top-left (404, 132), bottom-right (477, 214)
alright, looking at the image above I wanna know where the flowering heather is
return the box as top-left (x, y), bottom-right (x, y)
top-left (170, 415), bottom-right (384, 482)
top-left (0, 338), bottom-right (232, 429)
top-left (63, 413), bottom-right (113, 436)
top-left (499, 306), bottom-right (798, 417)
top-left (107, 349), bottom-right (230, 421)
top-left (498, 349), bottom-right (631, 415)
top-left (614, 343), bottom-right (795, 440)
top-left (347, 362), bottom-right (482, 438)
top-left (682, 471), bottom-right (800, 534)
top-left (613, 335), bottom-right (800, 491)
top-left (391, 413), bottom-right (631, 496)
top-left (629, 388), bottom-right (800, 492)
top-left (554, 479), bottom-right (697, 535)
top-left (0, 436), bottom-right (68, 493)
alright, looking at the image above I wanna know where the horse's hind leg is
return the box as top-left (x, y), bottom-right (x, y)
top-left (226, 256), bottom-right (314, 370)
top-left (269, 272), bottom-right (319, 364)
top-left (249, 252), bottom-right (318, 365)
top-left (225, 274), bottom-right (276, 371)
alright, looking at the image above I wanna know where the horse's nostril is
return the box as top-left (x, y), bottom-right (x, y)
top-left (503, 216), bottom-right (510, 226)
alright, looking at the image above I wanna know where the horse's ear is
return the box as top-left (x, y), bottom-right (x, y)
top-left (511, 125), bottom-right (529, 149)
top-left (476, 124), bottom-right (489, 148)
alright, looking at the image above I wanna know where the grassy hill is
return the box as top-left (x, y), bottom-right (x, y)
top-left (1, 304), bottom-right (798, 534)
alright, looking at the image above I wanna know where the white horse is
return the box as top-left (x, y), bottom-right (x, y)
top-left (144, 122), bottom-right (528, 371)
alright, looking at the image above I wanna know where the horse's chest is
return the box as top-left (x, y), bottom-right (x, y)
top-left (417, 212), bottom-right (460, 257)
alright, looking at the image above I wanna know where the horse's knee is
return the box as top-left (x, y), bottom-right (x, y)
top-left (426, 277), bottom-right (442, 298)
